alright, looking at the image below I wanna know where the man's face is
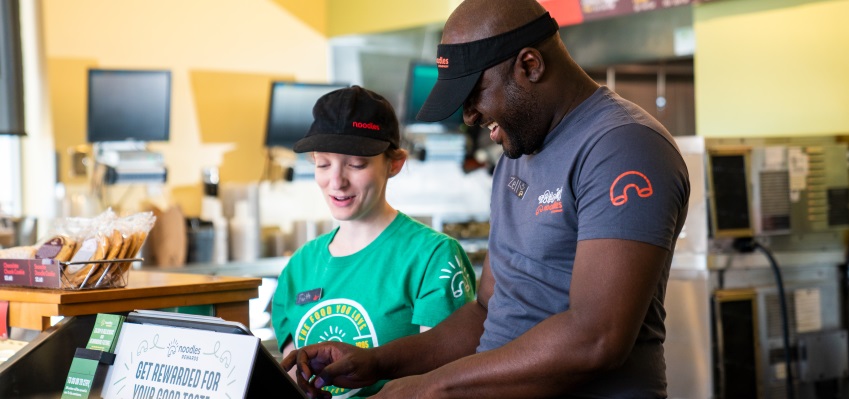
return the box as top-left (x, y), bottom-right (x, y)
top-left (463, 61), bottom-right (548, 159)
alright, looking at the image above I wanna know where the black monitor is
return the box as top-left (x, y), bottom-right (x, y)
top-left (707, 148), bottom-right (754, 238)
top-left (403, 61), bottom-right (465, 130)
top-left (86, 69), bottom-right (171, 143)
top-left (264, 81), bottom-right (349, 149)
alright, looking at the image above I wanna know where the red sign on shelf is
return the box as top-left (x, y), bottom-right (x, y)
top-left (0, 300), bottom-right (8, 339)
top-left (0, 259), bottom-right (62, 289)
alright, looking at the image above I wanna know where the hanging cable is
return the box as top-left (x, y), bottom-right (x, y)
top-left (733, 237), bottom-right (794, 399)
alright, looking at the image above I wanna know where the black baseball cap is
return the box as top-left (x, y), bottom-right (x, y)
top-left (416, 12), bottom-right (560, 122)
top-left (293, 85), bottom-right (400, 156)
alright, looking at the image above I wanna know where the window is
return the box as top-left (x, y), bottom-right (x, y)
top-left (0, 0), bottom-right (23, 216)
top-left (0, 136), bottom-right (21, 215)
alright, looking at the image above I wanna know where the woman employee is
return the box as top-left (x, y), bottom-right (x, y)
top-left (271, 86), bottom-right (476, 398)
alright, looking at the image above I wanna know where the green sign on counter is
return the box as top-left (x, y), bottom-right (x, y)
top-left (61, 356), bottom-right (99, 398)
top-left (61, 313), bottom-right (125, 398)
top-left (86, 313), bottom-right (125, 353)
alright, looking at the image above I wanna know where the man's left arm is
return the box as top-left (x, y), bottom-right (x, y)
top-left (369, 238), bottom-right (666, 399)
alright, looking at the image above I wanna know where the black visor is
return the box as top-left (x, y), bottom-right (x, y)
top-left (416, 12), bottom-right (560, 122)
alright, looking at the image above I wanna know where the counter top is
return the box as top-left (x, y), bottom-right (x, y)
top-left (138, 256), bottom-right (290, 277)
top-left (0, 270), bottom-right (262, 330)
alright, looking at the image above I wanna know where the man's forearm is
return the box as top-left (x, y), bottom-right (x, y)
top-left (373, 300), bottom-right (487, 379)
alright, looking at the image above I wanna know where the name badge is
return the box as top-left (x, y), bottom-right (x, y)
top-left (508, 175), bottom-right (528, 199)
top-left (296, 288), bottom-right (323, 305)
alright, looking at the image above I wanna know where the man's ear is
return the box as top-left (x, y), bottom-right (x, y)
top-left (513, 47), bottom-right (545, 83)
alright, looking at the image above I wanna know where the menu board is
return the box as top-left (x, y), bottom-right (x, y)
top-left (539, 0), bottom-right (707, 27)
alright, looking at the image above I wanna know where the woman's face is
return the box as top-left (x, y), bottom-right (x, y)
top-left (313, 152), bottom-right (393, 223)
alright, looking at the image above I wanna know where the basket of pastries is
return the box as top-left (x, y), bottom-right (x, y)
top-left (0, 209), bottom-right (156, 290)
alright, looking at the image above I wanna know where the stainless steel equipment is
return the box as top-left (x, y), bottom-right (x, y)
top-left (667, 136), bottom-right (849, 399)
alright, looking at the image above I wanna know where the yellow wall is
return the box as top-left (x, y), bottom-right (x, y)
top-left (43, 0), bottom-right (329, 216)
top-left (326, 0), bottom-right (462, 36)
top-left (44, 0), bottom-right (849, 215)
top-left (274, 0), bottom-right (464, 37)
top-left (694, 0), bottom-right (849, 137)
top-left (272, 0), bottom-right (328, 36)
top-left (48, 57), bottom-right (95, 189)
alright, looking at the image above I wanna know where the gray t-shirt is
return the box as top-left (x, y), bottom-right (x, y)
top-left (480, 86), bottom-right (690, 398)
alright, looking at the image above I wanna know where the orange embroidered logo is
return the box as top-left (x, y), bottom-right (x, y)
top-left (609, 171), bottom-right (653, 206)
top-left (536, 187), bottom-right (563, 216)
top-left (436, 56), bottom-right (449, 69)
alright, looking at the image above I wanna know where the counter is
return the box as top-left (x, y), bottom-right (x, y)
top-left (139, 256), bottom-right (290, 277)
top-left (0, 270), bottom-right (262, 330)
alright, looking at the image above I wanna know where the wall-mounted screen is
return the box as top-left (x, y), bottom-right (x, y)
top-left (403, 62), bottom-right (465, 130)
top-left (707, 149), bottom-right (754, 238)
top-left (264, 82), bottom-right (349, 149)
top-left (87, 69), bottom-right (172, 143)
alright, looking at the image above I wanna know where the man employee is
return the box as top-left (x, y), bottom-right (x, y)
top-left (283, 0), bottom-right (690, 397)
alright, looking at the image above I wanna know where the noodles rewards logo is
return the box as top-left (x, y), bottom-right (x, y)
top-left (536, 187), bottom-right (563, 216)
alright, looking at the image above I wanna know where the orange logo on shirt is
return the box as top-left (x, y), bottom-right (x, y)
top-left (436, 56), bottom-right (449, 68)
top-left (536, 187), bottom-right (563, 216)
top-left (609, 171), bottom-right (653, 206)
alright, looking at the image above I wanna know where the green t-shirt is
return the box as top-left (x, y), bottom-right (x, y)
top-left (272, 212), bottom-right (476, 398)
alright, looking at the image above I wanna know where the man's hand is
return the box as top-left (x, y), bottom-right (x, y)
top-left (280, 342), bottom-right (379, 398)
